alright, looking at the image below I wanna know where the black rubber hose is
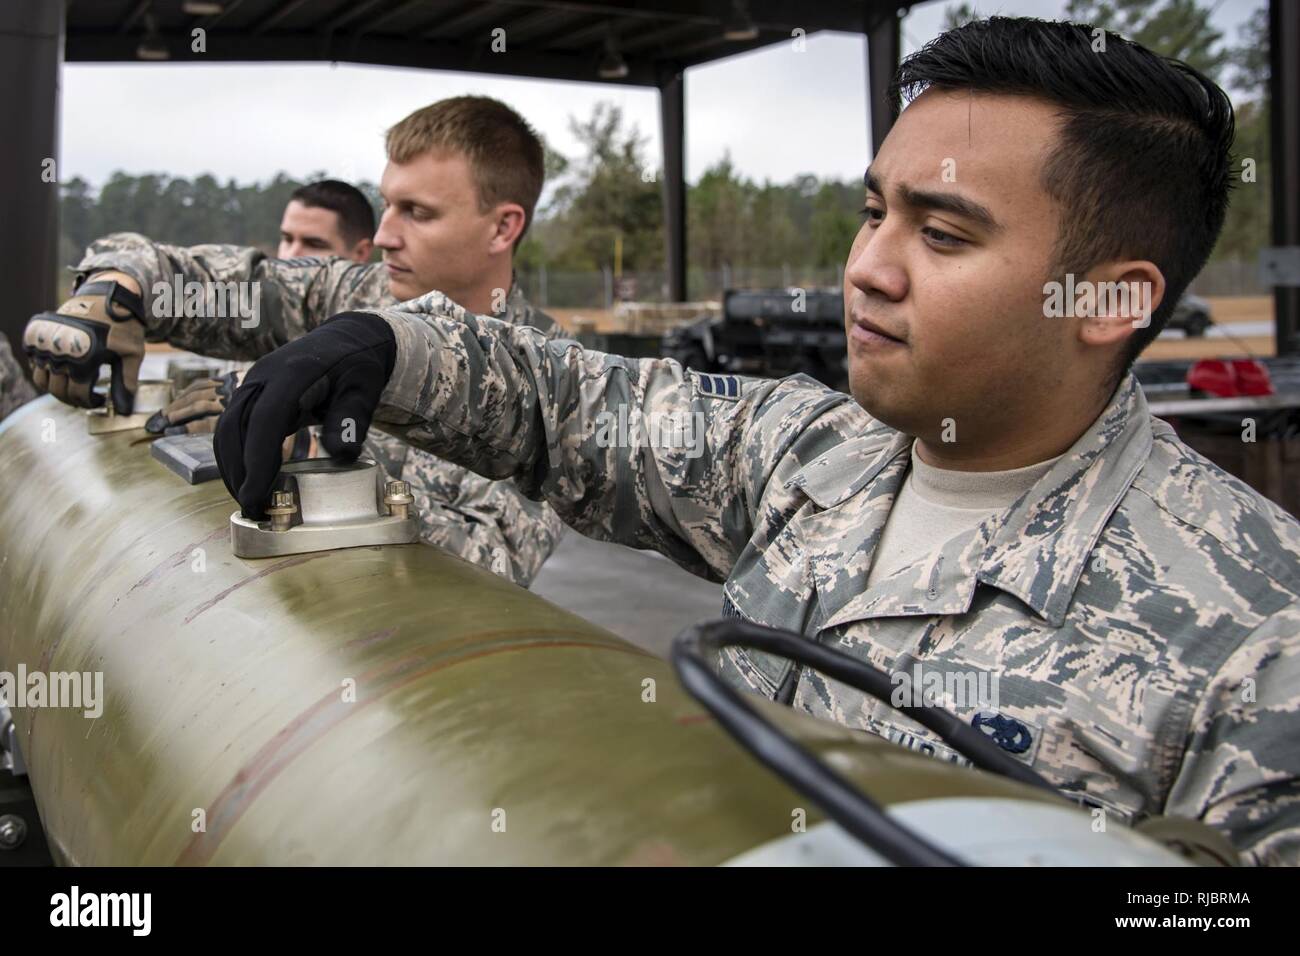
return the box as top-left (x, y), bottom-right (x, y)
top-left (671, 618), bottom-right (1064, 866)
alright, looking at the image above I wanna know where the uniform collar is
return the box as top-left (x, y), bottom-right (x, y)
top-left (788, 418), bottom-right (910, 508)
top-left (502, 274), bottom-right (559, 336)
top-left (979, 375), bottom-right (1151, 626)
top-left (503, 273), bottom-right (527, 323)
top-left (390, 275), bottom-right (534, 326)
top-left (787, 376), bottom-right (1152, 628)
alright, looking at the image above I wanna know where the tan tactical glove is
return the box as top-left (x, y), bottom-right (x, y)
top-left (23, 270), bottom-right (146, 414)
top-left (145, 369), bottom-right (315, 461)
top-left (146, 371), bottom-right (243, 436)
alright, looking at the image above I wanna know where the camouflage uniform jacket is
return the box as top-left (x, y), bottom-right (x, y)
top-left (0, 335), bottom-right (38, 421)
top-left (360, 291), bottom-right (1300, 865)
top-left (75, 232), bottom-right (564, 586)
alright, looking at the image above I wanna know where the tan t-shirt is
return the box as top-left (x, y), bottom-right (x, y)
top-left (865, 442), bottom-right (1063, 588)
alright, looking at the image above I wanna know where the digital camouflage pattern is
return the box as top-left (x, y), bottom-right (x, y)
top-left (359, 291), bottom-right (1300, 866)
top-left (0, 335), bottom-right (37, 421)
top-left (74, 232), bottom-right (564, 586)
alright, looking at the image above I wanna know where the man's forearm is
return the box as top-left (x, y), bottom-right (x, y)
top-left (77, 232), bottom-right (279, 359)
top-left (76, 232), bottom-right (386, 361)
top-left (362, 296), bottom-right (856, 583)
top-left (417, 469), bottom-right (566, 588)
top-left (371, 296), bottom-right (552, 492)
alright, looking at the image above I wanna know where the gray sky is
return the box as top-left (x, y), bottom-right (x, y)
top-left (60, 0), bottom-right (1263, 192)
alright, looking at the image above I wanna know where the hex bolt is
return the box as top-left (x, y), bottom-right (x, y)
top-left (385, 480), bottom-right (414, 520)
top-left (266, 490), bottom-right (298, 532)
top-left (0, 814), bottom-right (27, 850)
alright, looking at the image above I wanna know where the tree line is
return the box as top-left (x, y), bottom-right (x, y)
top-left (58, 172), bottom-right (381, 268)
top-left (57, 129), bottom-right (861, 279)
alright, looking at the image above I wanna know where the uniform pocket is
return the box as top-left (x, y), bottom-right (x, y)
top-left (717, 592), bottom-right (796, 697)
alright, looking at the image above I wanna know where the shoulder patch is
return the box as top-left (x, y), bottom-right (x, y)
top-left (277, 256), bottom-right (328, 268)
top-left (694, 372), bottom-right (742, 401)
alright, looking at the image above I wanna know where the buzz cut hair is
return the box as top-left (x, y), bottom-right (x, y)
top-left (386, 95), bottom-right (545, 245)
top-left (289, 179), bottom-right (377, 247)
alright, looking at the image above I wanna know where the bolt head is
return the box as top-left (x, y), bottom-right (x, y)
top-left (0, 814), bottom-right (27, 850)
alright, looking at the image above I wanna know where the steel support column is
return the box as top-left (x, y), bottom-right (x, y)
top-left (866, 7), bottom-right (901, 158)
top-left (0, 0), bottom-right (64, 375)
top-left (1269, 0), bottom-right (1300, 354)
top-left (659, 64), bottom-right (687, 302)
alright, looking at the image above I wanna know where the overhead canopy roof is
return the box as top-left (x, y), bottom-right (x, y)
top-left (38, 1), bottom-right (1300, 350)
top-left (2, 0), bottom-right (900, 341)
top-left (65, 0), bottom-right (897, 86)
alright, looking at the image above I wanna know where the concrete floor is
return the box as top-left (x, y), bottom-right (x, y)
top-left (529, 530), bottom-right (723, 659)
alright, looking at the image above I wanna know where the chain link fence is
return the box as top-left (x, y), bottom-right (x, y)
top-left (521, 259), bottom-right (1264, 309)
top-left (1188, 259), bottom-right (1267, 297)
top-left (516, 265), bottom-right (845, 309)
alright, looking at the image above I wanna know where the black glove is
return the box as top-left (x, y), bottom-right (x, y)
top-left (213, 312), bottom-right (396, 521)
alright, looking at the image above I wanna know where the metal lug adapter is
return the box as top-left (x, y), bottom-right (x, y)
top-left (384, 480), bottom-right (415, 519)
top-left (230, 458), bottom-right (420, 558)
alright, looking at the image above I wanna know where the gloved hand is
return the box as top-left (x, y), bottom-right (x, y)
top-left (150, 369), bottom-right (316, 462)
top-left (214, 312), bottom-right (396, 520)
top-left (23, 271), bottom-right (147, 414)
top-left (146, 370), bottom-right (244, 435)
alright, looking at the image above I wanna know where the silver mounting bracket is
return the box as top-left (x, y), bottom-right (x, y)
top-left (230, 458), bottom-right (420, 559)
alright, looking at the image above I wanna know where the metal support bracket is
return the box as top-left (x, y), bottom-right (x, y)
top-left (230, 458), bottom-right (419, 558)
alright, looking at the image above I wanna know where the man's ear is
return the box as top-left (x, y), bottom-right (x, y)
top-left (488, 204), bottom-right (527, 255)
top-left (349, 237), bottom-right (375, 263)
top-left (1076, 260), bottom-right (1166, 350)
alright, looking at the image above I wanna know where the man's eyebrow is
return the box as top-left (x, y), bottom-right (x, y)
top-left (387, 196), bottom-right (437, 210)
top-left (864, 166), bottom-right (1001, 232)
